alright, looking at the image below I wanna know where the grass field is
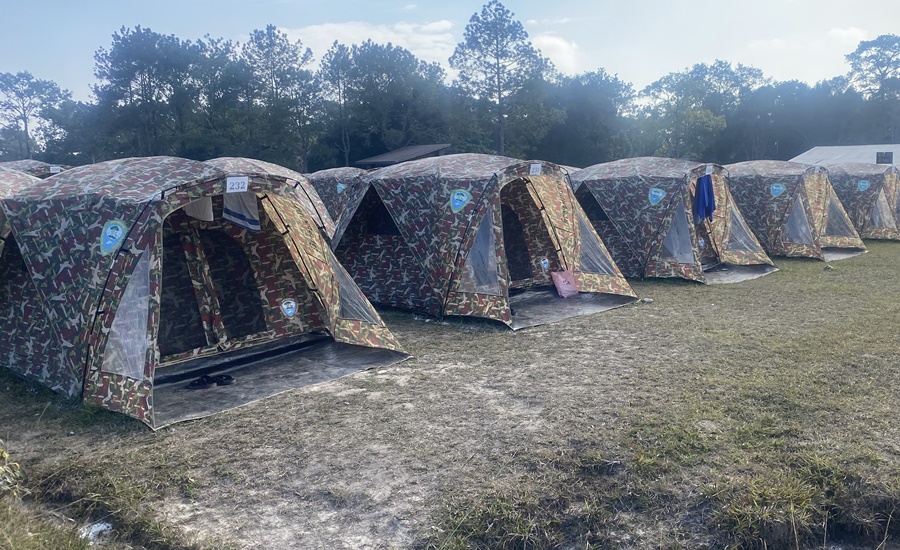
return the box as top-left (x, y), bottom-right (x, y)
top-left (2, 242), bottom-right (900, 549)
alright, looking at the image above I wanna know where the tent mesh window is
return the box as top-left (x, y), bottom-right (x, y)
top-left (659, 202), bottom-right (695, 264)
top-left (329, 255), bottom-right (383, 325)
top-left (783, 195), bottom-right (815, 245)
top-left (361, 188), bottom-right (400, 236)
top-left (197, 228), bottom-right (267, 340)
top-left (869, 188), bottom-right (897, 230)
top-left (727, 206), bottom-right (763, 252)
top-left (577, 187), bottom-right (610, 221)
top-left (824, 190), bottom-right (858, 237)
top-left (159, 227), bottom-right (210, 358)
top-left (577, 212), bottom-right (616, 274)
top-left (501, 203), bottom-right (534, 282)
top-left (102, 250), bottom-right (150, 380)
top-left (460, 208), bottom-right (501, 296)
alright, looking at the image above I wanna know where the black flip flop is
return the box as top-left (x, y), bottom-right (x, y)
top-left (213, 374), bottom-right (235, 386)
top-left (187, 375), bottom-right (216, 390)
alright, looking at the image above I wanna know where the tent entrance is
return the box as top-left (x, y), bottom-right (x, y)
top-left (824, 190), bottom-right (858, 238)
top-left (158, 209), bottom-right (270, 365)
top-left (695, 223), bottom-right (719, 270)
top-left (868, 187), bottom-right (897, 231)
top-left (501, 203), bottom-right (533, 282)
top-left (658, 200), bottom-right (695, 264)
top-left (500, 180), bottom-right (560, 289)
top-left (782, 193), bottom-right (815, 246)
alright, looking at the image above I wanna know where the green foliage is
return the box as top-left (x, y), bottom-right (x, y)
top-left (6, 19), bottom-right (900, 170)
top-left (0, 71), bottom-right (70, 159)
top-left (449, 0), bottom-right (551, 155)
top-left (846, 33), bottom-right (900, 100)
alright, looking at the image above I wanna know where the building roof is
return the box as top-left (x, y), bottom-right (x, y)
top-left (790, 145), bottom-right (900, 165)
top-left (355, 144), bottom-right (451, 167)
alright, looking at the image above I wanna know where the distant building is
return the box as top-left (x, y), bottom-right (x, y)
top-left (790, 145), bottom-right (900, 165)
top-left (355, 144), bottom-right (451, 169)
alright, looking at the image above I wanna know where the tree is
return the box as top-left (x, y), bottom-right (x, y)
top-left (241, 24), bottom-right (319, 170)
top-left (347, 40), bottom-right (448, 154)
top-left (846, 34), bottom-right (900, 142)
top-left (93, 26), bottom-right (204, 157)
top-left (846, 34), bottom-right (900, 100)
top-left (318, 41), bottom-right (355, 166)
top-left (0, 71), bottom-right (69, 159)
top-left (449, 0), bottom-right (550, 155)
top-left (538, 69), bottom-right (634, 166)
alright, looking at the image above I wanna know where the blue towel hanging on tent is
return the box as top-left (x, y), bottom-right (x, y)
top-left (223, 191), bottom-right (261, 232)
top-left (694, 174), bottom-right (716, 224)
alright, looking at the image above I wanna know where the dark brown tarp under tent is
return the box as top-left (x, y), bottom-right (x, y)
top-left (725, 161), bottom-right (867, 261)
top-left (331, 153), bottom-right (637, 330)
top-left (571, 157), bottom-right (776, 284)
top-left (0, 156), bottom-right (407, 429)
top-left (825, 163), bottom-right (900, 241)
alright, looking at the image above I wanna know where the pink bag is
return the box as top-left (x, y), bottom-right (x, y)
top-left (551, 270), bottom-right (578, 298)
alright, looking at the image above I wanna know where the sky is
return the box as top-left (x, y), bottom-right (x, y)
top-left (1, 0), bottom-right (897, 102)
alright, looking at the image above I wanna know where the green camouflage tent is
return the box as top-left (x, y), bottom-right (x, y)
top-left (825, 163), bottom-right (900, 241)
top-left (333, 153), bottom-right (637, 329)
top-left (725, 160), bottom-right (866, 261)
top-left (571, 157), bottom-right (775, 283)
top-left (307, 166), bottom-right (369, 230)
top-left (0, 156), bottom-right (406, 428)
top-left (0, 167), bottom-right (41, 256)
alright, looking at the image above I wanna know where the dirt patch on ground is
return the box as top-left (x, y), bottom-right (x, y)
top-left (4, 243), bottom-right (900, 548)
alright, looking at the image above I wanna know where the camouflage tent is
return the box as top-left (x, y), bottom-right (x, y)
top-left (332, 153), bottom-right (637, 329)
top-left (825, 163), bottom-right (900, 241)
top-left (0, 167), bottom-right (41, 257)
top-left (307, 166), bottom-right (369, 229)
top-left (725, 160), bottom-right (866, 260)
top-left (0, 156), bottom-right (406, 429)
top-left (571, 157), bottom-right (775, 283)
top-left (0, 159), bottom-right (70, 178)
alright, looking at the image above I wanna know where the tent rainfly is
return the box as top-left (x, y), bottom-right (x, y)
top-left (725, 160), bottom-right (867, 261)
top-left (0, 167), bottom-right (41, 257)
top-left (571, 157), bottom-right (776, 283)
top-left (0, 156), bottom-right (407, 429)
top-left (825, 163), bottom-right (900, 241)
top-left (0, 159), bottom-right (70, 179)
top-left (306, 166), bottom-right (369, 234)
top-left (332, 153), bottom-right (637, 329)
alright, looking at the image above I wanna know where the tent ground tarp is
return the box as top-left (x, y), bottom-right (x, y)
top-left (152, 336), bottom-right (407, 428)
top-left (507, 290), bottom-right (636, 330)
top-left (702, 264), bottom-right (779, 284)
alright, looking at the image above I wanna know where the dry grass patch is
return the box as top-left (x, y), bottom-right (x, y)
top-left (2, 243), bottom-right (900, 548)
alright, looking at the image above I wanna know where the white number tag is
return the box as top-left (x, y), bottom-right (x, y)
top-left (226, 176), bottom-right (249, 193)
top-left (529, 163), bottom-right (542, 175)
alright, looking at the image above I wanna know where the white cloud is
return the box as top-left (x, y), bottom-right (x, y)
top-left (525, 18), bottom-right (572, 26)
top-left (827, 26), bottom-right (868, 45)
top-left (282, 20), bottom-right (456, 67)
top-left (401, 3), bottom-right (417, 10)
top-left (746, 38), bottom-right (789, 53)
top-left (531, 33), bottom-right (585, 74)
